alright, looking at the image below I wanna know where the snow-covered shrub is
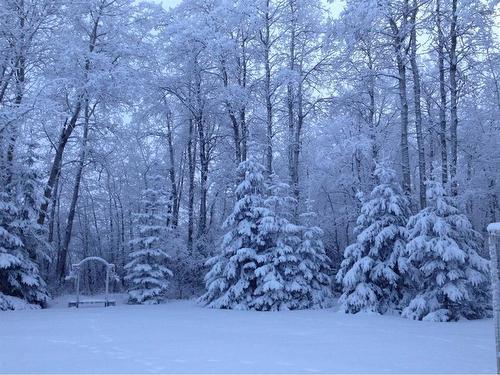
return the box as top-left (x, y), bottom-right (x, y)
top-left (168, 233), bottom-right (207, 299)
top-left (0, 292), bottom-right (42, 311)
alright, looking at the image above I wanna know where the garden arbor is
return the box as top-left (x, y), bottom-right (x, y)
top-left (66, 257), bottom-right (118, 308)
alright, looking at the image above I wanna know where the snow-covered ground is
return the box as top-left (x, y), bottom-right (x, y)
top-left (0, 295), bottom-right (495, 373)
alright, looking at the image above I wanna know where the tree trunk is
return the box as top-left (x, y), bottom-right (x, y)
top-left (197, 114), bottom-right (208, 238)
top-left (221, 64), bottom-right (242, 165)
top-left (390, 15), bottom-right (412, 196)
top-left (47, 169), bottom-right (60, 243)
top-left (165, 108), bottom-right (179, 227)
top-left (107, 175), bottom-right (115, 264)
top-left (39, 13), bottom-right (100, 225)
top-left (449, 0), bottom-right (459, 196)
top-left (425, 93), bottom-right (436, 178)
top-left (239, 37), bottom-right (248, 162)
top-left (187, 118), bottom-right (196, 253)
top-left (86, 185), bottom-right (102, 255)
top-left (5, 0), bottom-right (26, 189)
top-left (436, 0), bottom-right (448, 187)
top-left (287, 0), bottom-right (297, 201)
top-left (262, 0), bottom-right (273, 174)
top-left (410, 0), bottom-right (426, 208)
top-left (39, 103), bottom-right (82, 226)
top-left (367, 53), bottom-right (378, 173)
top-left (293, 74), bottom-right (304, 213)
top-left (57, 101), bottom-right (89, 281)
top-left (397, 63), bottom-right (411, 197)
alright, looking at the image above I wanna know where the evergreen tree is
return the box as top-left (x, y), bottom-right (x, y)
top-left (201, 164), bottom-right (332, 311)
top-left (199, 158), bottom-right (273, 310)
top-left (0, 142), bottom-right (50, 310)
top-left (253, 182), bottom-right (332, 311)
top-left (402, 181), bottom-right (490, 322)
top-left (0, 195), bottom-right (49, 309)
top-left (252, 184), bottom-right (302, 310)
top-left (336, 162), bottom-right (411, 314)
top-left (296, 220), bottom-right (332, 307)
top-left (16, 142), bottom-right (51, 264)
top-left (0, 191), bottom-right (25, 309)
top-left (125, 178), bottom-right (173, 304)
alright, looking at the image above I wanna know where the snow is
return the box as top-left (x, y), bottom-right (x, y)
top-left (0, 295), bottom-right (495, 373)
top-left (0, 293), bottom-right (41, 311)
top-left (487, 222), bottom-right (500, 234)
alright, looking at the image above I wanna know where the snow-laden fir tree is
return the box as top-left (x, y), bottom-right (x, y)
top-left (125, 176), bottom-right (173, 304)
top-left (252, 181), bottom-right (332, 311)
top-left (0, 197), bottom-right (49, 310)
top-left (199, 157), bottom-right (273, 309)
top-left (0, 142), bottom-right (50, 310)
top-left (0, 191), bottom-right (25, 310)
top-left (11, 143), bottom-right (50, 305)
top-left (336, 162), bottom-right (411, 314)
top-left (200, 162), bottom-right (332, 311)
top-left (402, 181), bottom-right (490, 322)
top-left (252, 180), bottom-right (302, 311)
top-left (17, 142), bottom-right (51, 265)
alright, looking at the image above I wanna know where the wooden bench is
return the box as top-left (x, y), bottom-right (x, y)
top-left (68, 300), bottom-right (116, 308)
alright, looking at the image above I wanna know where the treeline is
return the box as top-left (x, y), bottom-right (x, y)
top-left (0, 0), bottom-right (498, 314)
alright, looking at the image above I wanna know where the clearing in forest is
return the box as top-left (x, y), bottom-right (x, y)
top-left (0, 296), bottom-right (494, 373)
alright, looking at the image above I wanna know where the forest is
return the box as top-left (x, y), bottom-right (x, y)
top-left (0, 0), bottom-right (498, 323)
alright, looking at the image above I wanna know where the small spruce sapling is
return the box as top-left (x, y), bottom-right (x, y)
top-left (125, 178), bottom-right (173, 304)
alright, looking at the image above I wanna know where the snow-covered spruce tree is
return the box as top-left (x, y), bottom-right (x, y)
top-left (0, 195), bottom-right (49, 309)
top-left (0, 143), bottom-right (50, 310)
top-left (17, 144), bottom-right (51, 302)
top-left (402, 181), bottom-right (490, 322)
top-left (200, 163), bottom-right (332, 311)
top-left (125, 178), bottom-right (173, 304)
top-left (336, 162), bottom-right (411, 314)
top-left (16, 143), bottom-right (51, 265)
top-left (199, 157), bottom-right (273, 309)
top-left (0, 191), bottom-right (25, 310)
top-left (252, 181), bottom-right (332, 311)
top-left (252, 182), bottom-right (302, 311)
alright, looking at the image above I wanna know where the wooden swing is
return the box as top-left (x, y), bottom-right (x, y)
top-left (66, 256), bottom-right (118, 308)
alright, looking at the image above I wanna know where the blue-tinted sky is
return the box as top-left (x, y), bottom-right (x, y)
top-left (154, 0), bottom-right (345, 18)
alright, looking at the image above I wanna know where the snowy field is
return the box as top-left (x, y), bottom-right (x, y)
top-left (0, 295), bottom-right (495, 374)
